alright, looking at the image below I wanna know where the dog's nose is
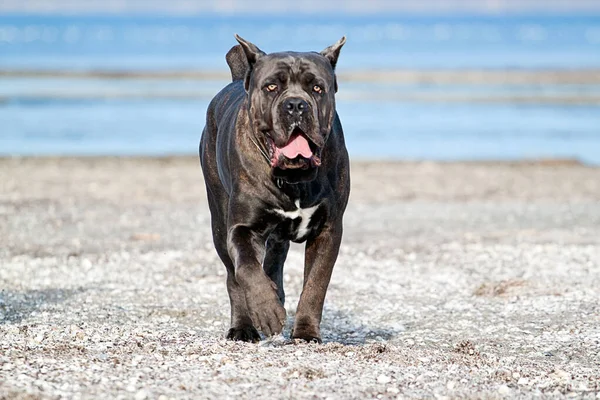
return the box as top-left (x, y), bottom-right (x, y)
top-left (283, 98), bottom-right (308, 115)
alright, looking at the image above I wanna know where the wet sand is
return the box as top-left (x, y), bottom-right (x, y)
top-left (3, 69), bottom-right (600, 105)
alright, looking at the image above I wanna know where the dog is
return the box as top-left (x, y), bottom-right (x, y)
top-left (199, 35), bottom-right (349, 343)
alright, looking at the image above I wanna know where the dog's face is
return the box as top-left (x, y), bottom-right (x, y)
top-left (235, 35), bottom-right (345, 183)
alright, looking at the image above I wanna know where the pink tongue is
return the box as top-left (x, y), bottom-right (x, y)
top-left (275, 134), bottom-right (313, 159)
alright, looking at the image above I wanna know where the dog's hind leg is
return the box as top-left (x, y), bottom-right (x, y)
top-left (263, 235), bottom-right (290, 306)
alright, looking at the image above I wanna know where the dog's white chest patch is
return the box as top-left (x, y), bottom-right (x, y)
top-left (274, 200), bottom-right (319, 240)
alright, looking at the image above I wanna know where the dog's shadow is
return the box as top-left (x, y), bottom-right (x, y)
top-left (278, 305), bottom-right (402, 346)
top-left (320, 307), bottom-right (402, 345)
top-left (0, 288), bottom-right (82, 324)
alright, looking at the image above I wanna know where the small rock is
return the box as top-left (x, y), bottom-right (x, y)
top-left (517, 377), bottom-right (529, 385)
top-left (134, 389), bottom-right (148, 400)
top-left (552, 369), bottom-right (571, 382)
top-left (377, 374), bottom-right (392, 384)
top-left (498, 385), bottom-right (511, 395)
top-left (220, 356), bottom-right (231, 364)
top-left (33, 333), bottom-right (45, 343)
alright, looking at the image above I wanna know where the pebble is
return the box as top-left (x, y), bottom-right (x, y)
top-left (498, 385), bottom-right (511, 395)
top-left (518, 377), bottom-right (529, 385)
top-left (553, 369), bottom-right (571, 381)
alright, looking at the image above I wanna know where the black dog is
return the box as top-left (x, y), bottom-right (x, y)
top-left (199, 35), bottom-right (349, 343)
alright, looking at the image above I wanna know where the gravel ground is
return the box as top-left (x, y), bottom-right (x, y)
top-left (1, 157), bottom-right (599, 399)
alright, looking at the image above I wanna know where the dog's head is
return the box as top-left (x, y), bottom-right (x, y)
top-left (234, 35), bottom-right (345, 183)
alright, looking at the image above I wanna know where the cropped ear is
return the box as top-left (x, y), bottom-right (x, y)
top-left (234, 34), bottom-right (266, 91)
top-left (234, 34), bottom-right (265, 66)
top-left (225, 45), bottom-right (248, 82)
top-left (320, 36), bottom-right (346, 70)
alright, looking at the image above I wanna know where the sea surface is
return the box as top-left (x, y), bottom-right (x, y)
top-left (1, 13), bottom-right (600, 162)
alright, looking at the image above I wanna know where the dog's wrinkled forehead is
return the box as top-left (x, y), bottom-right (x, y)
top-left (252, 52), bottom-right (334, 87)
top-left (233, 35), bottom-right (345, 93)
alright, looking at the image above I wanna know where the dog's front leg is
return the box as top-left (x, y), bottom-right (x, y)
top-left (228, 224), bottom-right (286, 337)
top-left (293, 220), bottom-right (343, 343)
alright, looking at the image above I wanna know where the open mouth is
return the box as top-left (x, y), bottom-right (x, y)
top-left (269, 127), bottom-right (321, 170)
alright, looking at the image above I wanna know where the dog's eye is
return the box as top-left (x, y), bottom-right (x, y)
top-left (313, 85), bottom-right (323, 94)
top-left (265, 84), bottom-right (278, 92)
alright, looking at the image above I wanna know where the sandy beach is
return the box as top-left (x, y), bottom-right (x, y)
top-left (1, 157), bottom-right (599, 399)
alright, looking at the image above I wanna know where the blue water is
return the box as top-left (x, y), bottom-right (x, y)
top-left (2, 14), bottom-right (600, 69)
top-left (1, 14), bottom-right (600, 162)
top-left (2, 98), bottom-right (599, 163)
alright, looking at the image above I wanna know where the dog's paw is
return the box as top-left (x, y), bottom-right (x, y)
top-left (249, 300), bottom-right (286, 337)
top-left (237, 271), bottom-right (286, 337)
top-left (292, 317), bottom-right (322, 343)
top-left (293, 335), bottom-right (322, 344)
top-left (226, 325), bottom-right (261, 343)
top-left (246, 291), bottom-right (286, 337)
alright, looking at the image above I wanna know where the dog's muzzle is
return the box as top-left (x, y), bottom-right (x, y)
top-left (267, 97), bottom-right (323, 171)
top-left (268, 128), bottom-right (321, 170)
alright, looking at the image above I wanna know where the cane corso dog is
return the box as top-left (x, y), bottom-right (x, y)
top-left (199, 35), bottom-right (349, 343)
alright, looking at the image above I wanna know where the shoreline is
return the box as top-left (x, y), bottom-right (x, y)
top-left (2, 156), bottom-right (599, 204)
